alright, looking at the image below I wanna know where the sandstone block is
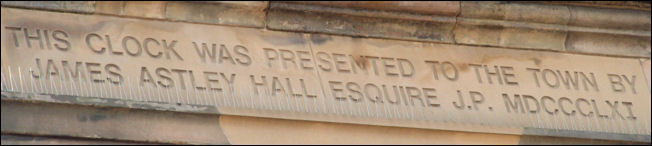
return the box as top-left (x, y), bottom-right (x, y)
top-left (94, 1), bottom-right (124, 15)
top-left (123, 1), bottom-right (167, 19)
top-left (454, 2), bottom-right (570, 51)
top-left (568, 6), bottom-right (651, 31)
top-left (642, 59), bottom-right (651, 93)
top-left (453, 19), bottom-right (567, 51)
top-left (565, 32), bottom-right (651, 57)
top-left (1, 134), bottom-right (146, 145)
top-left (267, 3), bottom-right (455, 43)
top-left (460, 1), bottom-right (571, 25)
top-left (166, 1), bottom-right (267, 28)
top-left (281, 1), bottom-right (460, 16)
top-left (1, 101), bottom-right (229, 144)
top-left (1, 1), bottom-right (94, 13)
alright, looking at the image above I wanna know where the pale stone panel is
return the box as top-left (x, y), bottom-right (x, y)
top-left (643, 59), bottom-right (651, 93)
top-left (307, 32), bottom-right (651, 140)
top-left (219, 115), bottom-right (520, 145)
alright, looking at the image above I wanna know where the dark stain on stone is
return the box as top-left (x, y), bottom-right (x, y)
top-left (89, 114), bottom-right (107, 122)
top-left (415, 32), bottom-right (442, 41)
top-left (310, 34), bottom-right (332, 45)
top-left (51, 95), bottom-right (79, 103)
top-left (531, 57), bottom-right (542, 66)
top-left (477, 24), bottom-right (505, 30)
top-left (260, 33), bottom-right (306, 46)
top-left (458, 63), bottom-right (470, 72)
top-left (78, 116), bottom-right (88, 122)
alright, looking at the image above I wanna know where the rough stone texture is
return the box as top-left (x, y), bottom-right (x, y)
top-left (1, 134), bottom-right (152, 145)
top-left (281, 1), bottom-right (460, 16)
top-left (0, 1), bottom-right (95, 13)
top-left (166, 1), bottom-right (267, 28)
top-left (1, 101), bottom-right (230, 145)
top-left (123, 1), bottom-right (167, 19)
top-left (565, 32), bottom-right (651, 57)
top-left (1, 1), bottom-right (649, 58)
top-left (454, 1), bottom-right (569, 51)
top-left (454, 1), bottom-right (651, 56)
top-left (460, 1), bottom-right (571, 25)
top-left (267, 3), bottom-right (455, 43)
top-left (94, 1), bottom-right (124, 15)
top-left (1, 92), bottom-right (220, 115)
top-left (453, 19), bottom-right (567, 51)
top-left (568, 6), bottom-right (650, 31)
top-left (561, 5), bottom-right (651, 57)
top-left (528, 1), bottom-right (651, 12)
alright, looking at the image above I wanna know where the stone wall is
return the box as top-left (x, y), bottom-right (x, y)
top-left (1, 1), bottom-right (650, 144)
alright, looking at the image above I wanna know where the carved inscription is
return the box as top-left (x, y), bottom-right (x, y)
top-left (1, 8), bottom-right (650, 135)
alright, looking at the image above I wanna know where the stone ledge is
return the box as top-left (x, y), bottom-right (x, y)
top-left (522, 127), bottom-right (651, 143)
top-left (280, 1), bottom-right (460, 16)
top-left (455, 1), bottom-right (651, 57)
top-left (268, 1), bottom-right (650, 57)
top-left (1, 99), bottom-right (230, 144)
top-left (267, 2), bottom-right (456, 43)
top-left (0, 1), bottom-right (95, 13)
top-left (525, 1), bottom-right (651, 11)
top-left (1, 91), bottom-right (219, 115)
top-left (166, 1), bottom-right (267, 28)
top-left (565, 32), bottom-right (651, 58)
top-left (2, 1), bottom-right (650, 58)
top-left (1, 134), bottom-right (157, 145)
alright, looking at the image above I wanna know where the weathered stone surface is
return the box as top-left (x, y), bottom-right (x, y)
top-left (123, 1), bottom-right (167, 19)
top-left (304, 33), bottom-right (651, 141)
top-left (94, 1), bottom-right (124, 15)
top-left (643, 59), bottom-right (651, 92)
top-left (455, 1), bottom-right (651, 57)
top-left (1, 92), bottom-right (220, 115)
top-left (1, 134), bottom-right (151, 145)
top-left (0, 1), bottom-right (95, 13)
top-left (525, 1), bottom-right (650, 11)
top-left (1, 7), bottom-right (651, 142)
top-left (518, 134), bottom-right (649, 145)
top-left (280, 1), bottom-right (460, 16)
top-left (166, 1), bottom-right (267, 28)
top-left (460, 1), bottom-right (571, 25)
top-left (1, 101), bottom-right (229, 144)
top-left (220, 115), bottom-right (649, 144)
top-left (568, 6), bottom-right (651, 31)
top-left (454, 2), bottom-right (570, 51)
top-left (453, 20), bottom-right (567, 51)
top-left (565, 32), bottom-right (651, 57)
top-left (267, 3), bottom-right (455, 43)
top-left (219, 115), bottom-right (520, 145)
